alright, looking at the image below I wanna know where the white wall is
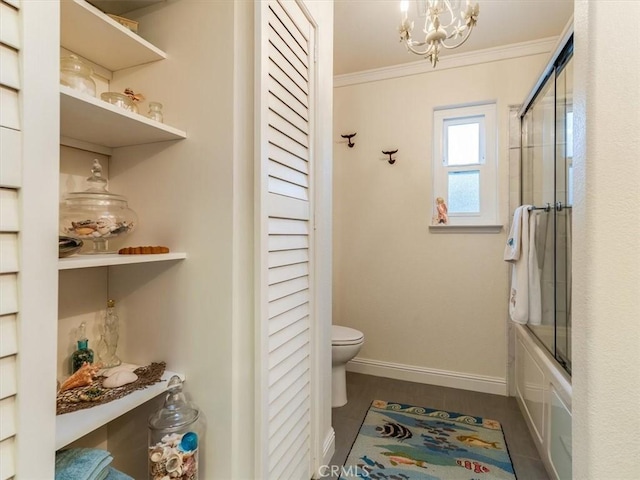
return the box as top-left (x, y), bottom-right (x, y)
top-left (572, 1), bottom-right (640, 477)
top-left (333, 53), bottom-right (548, 390)
top-left (106, 2), bottom-right (237, 477)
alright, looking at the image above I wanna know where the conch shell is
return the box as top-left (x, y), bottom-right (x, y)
top-left (60, 362), bottom-right (100, 391)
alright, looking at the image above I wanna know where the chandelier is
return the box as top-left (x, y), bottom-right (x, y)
top-left (399, 0), bottom-right (480, 67)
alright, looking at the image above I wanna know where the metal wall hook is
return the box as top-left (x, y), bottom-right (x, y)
top-left (382, 149), bottom-right (398, 164)
top-left (341, 133), bottom-right (356, 148)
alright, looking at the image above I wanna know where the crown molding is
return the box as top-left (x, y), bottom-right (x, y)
top-left (334, 37), bottom-right (558, 88)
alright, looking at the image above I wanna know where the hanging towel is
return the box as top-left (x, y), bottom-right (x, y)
top-left (528, 211), bottom-right (543, 325)
top-left (505, 206), bottom-right (530, 324)
top-left (55, 448), bottom-right (112, 480)
top-left (534, 207), bottom-right (550, 270)
top-left (503, 205), bottom-right (524, 262)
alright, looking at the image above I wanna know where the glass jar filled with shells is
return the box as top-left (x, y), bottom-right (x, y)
top-left (60, 159), bottom-right (137, 254)
top-left (148, 376), bottom-right (200, 480)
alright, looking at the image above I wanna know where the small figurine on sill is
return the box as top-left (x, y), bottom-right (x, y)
top-left (433, 197), bottom-right (449, 225)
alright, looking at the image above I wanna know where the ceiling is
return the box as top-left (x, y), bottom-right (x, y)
top-left (333, 0), bottom-right (574, 76)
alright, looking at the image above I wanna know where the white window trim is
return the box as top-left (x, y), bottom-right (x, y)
top-left (433, 103), bottom-right (498, 226)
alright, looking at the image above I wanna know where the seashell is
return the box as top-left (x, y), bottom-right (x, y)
top-left (100, 363), bottom-right (139, 377)
top-left (149, 445), bottom-right (166, 462)
top-left (103, 370), bottom-right (138, 388)
top-left (78, 387), bottom-right (103, 402)
top-left (96, 217), bottom-right (115, 235)
top-left (59, 362), bottom-right (100, 391)
top-left (151, 463), bottom-right (164, 476)
top-left (162, 433), bottom-right (181, 445)
top-left (165, 454), bottom-right (183, 473)
top-left (74, 227), bottom-right (95, 236)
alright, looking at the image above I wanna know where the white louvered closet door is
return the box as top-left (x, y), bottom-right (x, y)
top-left (256, 1), bottom-right (316, 479)
top-left (0, 1), bottom-right (22, 477)
top-left (2, 2), bottom-right (58, 477)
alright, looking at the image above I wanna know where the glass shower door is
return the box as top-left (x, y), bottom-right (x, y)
top-left (555, 56), bottom-right (573, 373)
top-left (521, 75), bottom-right (556, 356)
top-left (519, 39), bottom-right (573, 375)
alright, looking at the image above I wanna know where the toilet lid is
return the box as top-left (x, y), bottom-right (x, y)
top-left (332, 325), bottom-right (364, 346)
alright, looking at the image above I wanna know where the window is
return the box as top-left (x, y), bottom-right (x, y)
top-left (433, 103), bottom-right (497, 225)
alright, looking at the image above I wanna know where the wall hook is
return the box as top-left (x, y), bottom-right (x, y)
top-left (382, 149), bottom-right (398, 164)
top-left (341, 133), bottom-right (357, 148)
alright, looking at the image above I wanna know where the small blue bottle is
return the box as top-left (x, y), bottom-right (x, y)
top-left (70, 322), bottom-right (94, 373)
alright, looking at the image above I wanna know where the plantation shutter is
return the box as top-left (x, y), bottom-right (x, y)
top-left (0, 1), bottom-right (22, 478)
top-left (257, 1), bottom-right (315, 478)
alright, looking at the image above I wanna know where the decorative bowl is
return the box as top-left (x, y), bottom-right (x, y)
top-left (58, 236), bottom-right (83, 258)
top-left (101, 92), bottom-right (138, 113)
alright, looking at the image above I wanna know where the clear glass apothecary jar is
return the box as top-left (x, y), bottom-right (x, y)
top-left (60, 54), bottom-right (96, 97)
top-left (148, 376), bottom-right (200, 480)
top-left (147, 101), bottom-right (164, 123)
top-left (60, 159), bottom-right (137, 254)
top-left (101, 92), bottom-right (138, 113)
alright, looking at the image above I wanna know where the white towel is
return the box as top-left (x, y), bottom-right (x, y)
top-left (505, 206), bottom-right (530, 324)
top-left (528, 212), bottom-right (542, 325)
top-left (504, 205), bottom-right (544, 325)
top-left (503, 206), bottom-right (524, 262)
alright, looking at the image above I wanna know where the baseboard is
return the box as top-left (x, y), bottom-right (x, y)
top-left (323, 427), bottom-right (335, 462)
top-left (346, 357), bottom-right (507, 396)
top-left (313, 428), bottom-right (336, 479)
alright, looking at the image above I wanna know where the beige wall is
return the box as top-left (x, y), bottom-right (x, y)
top-left (573, 1), bottom-right (640, 477)
top-left (333, 54), bottom-right (548, 384)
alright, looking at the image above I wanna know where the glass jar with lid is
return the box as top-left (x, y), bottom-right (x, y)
top-left (60, 159), bottom-right (137, 254)
top-left (147, 101), bottom-right (164, 122)
top-left (60, 54), bottom-right (97, 97)
top-left (148, 376), bottom-right (201, 480)
top-left (101, 92), bottom-right (138, 113)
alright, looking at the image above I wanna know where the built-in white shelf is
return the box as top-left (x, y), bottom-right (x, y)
top-left (56, 370), bottom-right (185, 449)
top-left (60, 86), bottom-right (186, 149)
top-left (61, 0), bottom-right (166, 71)
top-left (429, 224), bottom-right (504, 234)
top-left (59, 252), bottom-right (187, 270)
top-left (87, 0), bottom-right (165, 16)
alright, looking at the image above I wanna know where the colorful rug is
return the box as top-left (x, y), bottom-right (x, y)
top-left (341, 400), bottom-right (516, 480)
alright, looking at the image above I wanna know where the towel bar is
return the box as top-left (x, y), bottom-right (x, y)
top-left (528, 203), bottom-right (551, 212)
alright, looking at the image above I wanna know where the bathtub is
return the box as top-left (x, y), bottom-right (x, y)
top-left (514, 324), bottom-right (572, 480)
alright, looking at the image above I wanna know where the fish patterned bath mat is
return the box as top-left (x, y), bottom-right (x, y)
top-left (341, 400), bottom-right (516, 479)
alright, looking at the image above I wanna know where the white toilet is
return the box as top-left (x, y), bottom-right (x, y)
top-left (331, 325), bottom-right (364, 408)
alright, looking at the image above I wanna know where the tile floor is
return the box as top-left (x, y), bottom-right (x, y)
top-left (328, 372), bottom-right (550, 480)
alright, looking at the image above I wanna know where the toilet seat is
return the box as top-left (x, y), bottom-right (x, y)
top-left (332, 325), bottom-right (364, 346)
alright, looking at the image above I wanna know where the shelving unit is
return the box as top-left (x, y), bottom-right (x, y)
top-left (59, 252), bottom-right (187, 270)
top-left (61, 0), bottom-right (166, 71)
top-left (60, 86), bottom-right (187, 149)
top-left (86, 0), bottom-right (165, 16)
top-left (55, 0), bottom-right (189, 467)
top-left (56, 370), bottom-right (185, 450)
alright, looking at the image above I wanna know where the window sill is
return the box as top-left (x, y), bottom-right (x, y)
top-left (429, 224), bottom-right (503, 234)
